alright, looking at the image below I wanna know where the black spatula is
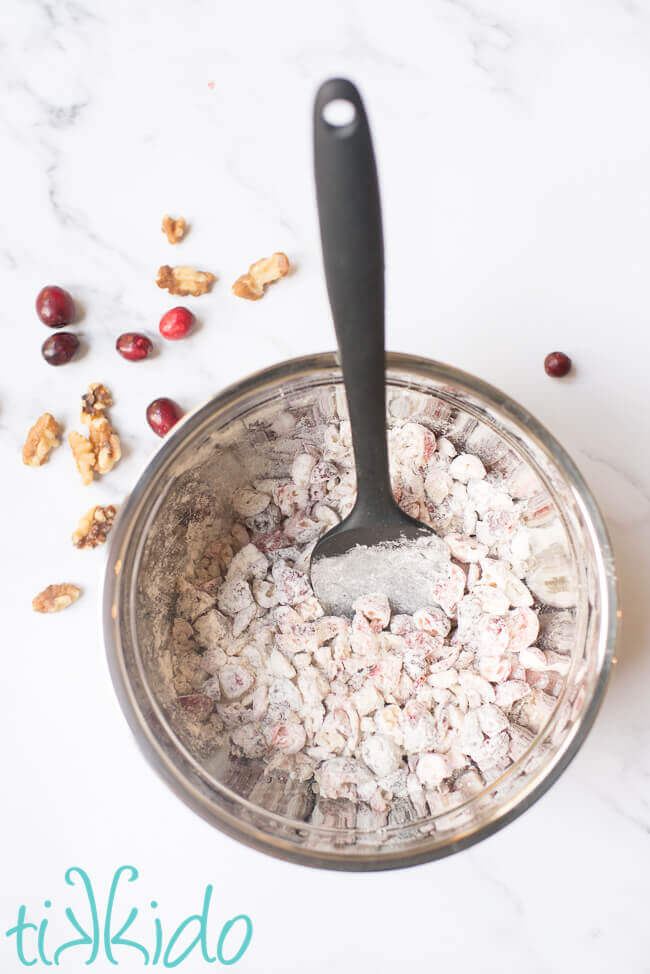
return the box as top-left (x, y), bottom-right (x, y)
top-left (310, 78), bottom-right (448, 617)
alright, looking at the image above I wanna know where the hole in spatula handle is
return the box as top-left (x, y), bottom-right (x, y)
top-left (321, 98), bottom-right (357, 131)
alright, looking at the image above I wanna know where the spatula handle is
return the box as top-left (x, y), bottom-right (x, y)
top-left (314, 78), bottom-right (393, 514)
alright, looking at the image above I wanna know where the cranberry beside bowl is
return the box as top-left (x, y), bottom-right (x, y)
top-left (103, 353), bottom-right (617, 870)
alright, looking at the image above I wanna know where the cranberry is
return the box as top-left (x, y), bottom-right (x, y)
top-left (544, 351), bottom-right (572, 377)
top-left (116, 332), bottom-right (153, 361)
top-left (178, 694), bottom-right (213, 721)
top-left (146, 397), bottom-right (184, 437)
top-left (159, 306), bottom-right (194, 340)
top-left (36, 286), bottom-right (75, 328)
top-left (41, 332), bottom-right (79, 366)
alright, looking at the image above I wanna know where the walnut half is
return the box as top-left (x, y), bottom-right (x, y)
top-left (232, 252), bottom-right (289, 301)
top-left (22, 413), bottom-right (61, 467)
top-left (72, 504), bottom-right (117, 549)
top-left (70, 383), bottom-right (121, 484)
top-left (32, 583), bottom-right (81, 613)
top-left (89, 418), bottom-right (121, 475)
top-left (68, 431), bottom-right (96, 486)
top-left (162, 215), bottom-right (187, 244)
top-left (156, 265), bottom-right (215, 297)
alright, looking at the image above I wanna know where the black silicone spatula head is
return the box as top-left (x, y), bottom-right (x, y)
top-left (309, 79), bottom-right (449, 617)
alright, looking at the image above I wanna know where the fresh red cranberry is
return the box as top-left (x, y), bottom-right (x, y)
top-left (41, 332), bottom-right (79, 365)
top-left (116, 332), bottom-right (153, 361)
top-left (544, 351), bottom-right (572, 377)
top-left (159, 306), bottom-right (194, 340)
top-left (36, 286), bottom-right (75, 328)
top-left (146, 397), bottom-right (184, 436)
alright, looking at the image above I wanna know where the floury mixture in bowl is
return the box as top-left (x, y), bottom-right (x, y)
top-left (104, 354), bottom-right (616, 869)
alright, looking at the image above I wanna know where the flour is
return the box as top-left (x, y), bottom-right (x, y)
top-left (164, 389), bottom-right (577, 821)
top-left (311, 535), bottom-right (450, 616)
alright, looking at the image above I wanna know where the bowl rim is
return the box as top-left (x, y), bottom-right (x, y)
top-left (102, 351), bottom-right (618, 870)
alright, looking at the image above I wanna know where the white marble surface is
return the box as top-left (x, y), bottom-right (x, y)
top-left (2, 0), bottom-right (650, 970)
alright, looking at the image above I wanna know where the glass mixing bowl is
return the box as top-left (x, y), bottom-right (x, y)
top-left (103, 352), bottom-right (617, 870)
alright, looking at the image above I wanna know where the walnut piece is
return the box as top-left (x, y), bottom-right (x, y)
top-left (22, 413), bottom-right (61, 467)
top-left (232, 252), bottom-right (289, 301)
top-left (81, 383), bottom-right (112, 423)
top-left (72, 504), bottom-right (117, 549)
top-left (162, 215), bottom-right (187, 244)
top-left (32, 583), bottom-right (81, 613)
top-left (68, 431), bottom-right (95, 485)
top-left (70, 383), bottom-right (121, 483)
top-left (89, 418), bottom-right (121, 475)
top-left (156, 265), bottom-right (215, 297)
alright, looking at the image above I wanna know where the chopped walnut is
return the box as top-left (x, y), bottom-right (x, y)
top-left (68, 431), bottom-right (95, 485)
top-left (22, 413), bottom-right (61, 467)
top-left (232, 252), bottom-right (289, 301)
top-left (162, 215), bottom-right (187, 244)
top-left (156, 265), bottom-right (215, 297)
top-left (89, 417), bottom-right (121, 475)
top-left (72, 504), bottom-right (117, 549)
top-left (81, 383), bottom-right (112, 424)
top-left (70, 383), bottom-right (121, 483)
top-left (32, 583), bottom-right (81, 613)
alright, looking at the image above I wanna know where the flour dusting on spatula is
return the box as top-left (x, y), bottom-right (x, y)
top-left (311, 534), bottom-right (450, 616)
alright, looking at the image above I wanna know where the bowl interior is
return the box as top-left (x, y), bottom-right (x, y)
top-left (107, 356), bottom-right (615, 868)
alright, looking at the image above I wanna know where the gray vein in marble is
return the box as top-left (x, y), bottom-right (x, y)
top-left (440, 0), bottom-right (519, 99)
top-left (619, 0), bottom-right (649, 16)
top-left (470, 852), bottom-right (526, 917)
top-left (287, 0), bottom-right (427, 81)
top-left (592, 790), bottom-right (650, 835)
top-left (45, 160), bottom-right (146, 270)
top-left (577, 447), bottom-right (650, 513)
top-left (48, 99), bottom-right (89, 130)
top-left (26, 0), bottom-right (104, 57)
top-left (343, 1), bottom-right (427, 77)
top-left (11, 79), bottom-right (90, 131)
top-left (0, 78), bottom-right (142, 269)
top-left (1, 249), bottom-right (17, 270)
top-left (36, 0), bottom-right (104, 29)
top-left (223, 146), bottom-right (298, 237)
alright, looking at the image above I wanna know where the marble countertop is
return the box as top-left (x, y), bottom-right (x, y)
top-left (2, 1), bottom-right (649, 971)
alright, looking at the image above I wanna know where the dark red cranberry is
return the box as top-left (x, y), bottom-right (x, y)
top-left (146, 397), bottom-right (184, 437)
top-left (116, 332), bottom-right (153, 361)
top-left (544, 351), bottom-right (572, 378)
top-left (36, 286), bottom-right (75, 328)
top-left (41, 332), bottom-right (79, 366)
top-left (159, 306), bottom-right (194, 340)
top-left (178, 694), bottom-right (213, 721)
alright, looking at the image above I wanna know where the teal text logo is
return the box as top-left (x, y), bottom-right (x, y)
top-left (5, 866), bottom-right (253, 967)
